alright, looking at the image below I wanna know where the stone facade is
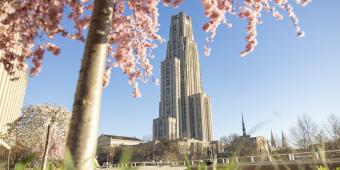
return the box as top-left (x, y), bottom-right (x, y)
top-left (0, 47), bottom-right (27, 150)
top-left (0, 45), bottom-right (27, 169)
top-left (96, 134), bottom-right (143, 164)
top-left (153, 12), bottom-right (213, 142)
top-left (97, 134), bottom-right (143, 149)
top-left (223, 135), bottom-right (270, 157)
top-left (0, 64), bottom-right (26, 135)
top-left (223, 115), bottom-right (270, 157)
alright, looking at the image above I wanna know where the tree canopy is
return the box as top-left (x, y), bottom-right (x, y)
top-left (3, 104), bottom-right (71, 164)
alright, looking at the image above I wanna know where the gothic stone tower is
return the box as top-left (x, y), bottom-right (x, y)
top-left (153, 12), bottom-right (213, 142)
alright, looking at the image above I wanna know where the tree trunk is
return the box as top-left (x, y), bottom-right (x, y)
top-left (41, 124), bottom-right (51, 170)
top-left (66, 0), bottom-right (113, 169)
top-left (7, 149), bottom-right (11, 170)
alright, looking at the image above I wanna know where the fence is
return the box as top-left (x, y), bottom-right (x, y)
top-left (108, 150), bottom-right (340, 168)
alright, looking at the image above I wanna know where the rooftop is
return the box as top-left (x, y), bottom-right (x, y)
top-left (99, 134), bottom-right (143, 142)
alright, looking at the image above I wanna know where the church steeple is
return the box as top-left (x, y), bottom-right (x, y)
top-left (271, 130), bottom-right (277, 148)
top-left (242, 113), bottom-right (246, 136)
top-left (281, 131), bottom-right (288, 148)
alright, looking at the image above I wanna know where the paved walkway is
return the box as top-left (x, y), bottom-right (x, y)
top-left (101, 166), bottom-right (186, 170)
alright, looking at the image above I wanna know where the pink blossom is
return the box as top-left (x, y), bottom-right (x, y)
top-left (0, 0), bottom-right (310, 97)
top-left (163, 0), bottom-right (183, 7)
top-left (272, 11), bottom-right (284, 20)
top-left (201, 0), bottom-right (233, 56)
top-left (46, 43), bottom-right (61, 55)
top-left (154, 78), bottom-right (160, 86)
top-left (103, 66), bottom-right (112, 87)
top-left (204, 46), bottom-right (211, 56)
top-left (132, 83), bottom-right (142, 98)
top-left (296, 0), bottom-right (311, 6)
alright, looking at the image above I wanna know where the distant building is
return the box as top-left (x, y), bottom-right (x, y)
top-left (0, 48), bottom-right (27, 168)
top-left (224, 114), bottom-right (270, 157)
top-left (234, 135), bottom-right (270, 156)
top-left (269, 131), bottom-right (293, 154)
top-left (281, 131), bottom-right (289, 148)
top-left (269, 130), bottom-right (278, 152)
top-left (149, 138), bottom-right (222, 161)
top-left (160, 138), bottom-right (222, 155)
top-left (153, 12), bottom-right (213, 142)
top-left (96, 134), bottom-right (143, 164)
top-left (0, 65), bottom-right (26, 140)
top-left (271, 130), bottom-right (277, 148)
top-left (97, 134), bottom-right (143, 147)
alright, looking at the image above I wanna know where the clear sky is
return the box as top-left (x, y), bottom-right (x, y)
top-left (24, 0), bottom-right (340, 142)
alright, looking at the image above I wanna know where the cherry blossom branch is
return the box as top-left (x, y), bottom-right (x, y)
top-left (0, 0), bottom-right (311, 97)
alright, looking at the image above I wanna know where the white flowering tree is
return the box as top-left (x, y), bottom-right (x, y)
top-left (4, 104), bottom-right (71, 169)
top-left (0, 0), bottom-right (310, 169)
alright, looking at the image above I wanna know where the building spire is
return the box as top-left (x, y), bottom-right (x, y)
top-left (271, 130), bottom-right (277, 148)
top-left (242, 113), bottom-right (246, 136)
top-left (281, 131), bottom-right (288, 148)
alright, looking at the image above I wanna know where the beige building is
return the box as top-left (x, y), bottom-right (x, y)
top-left (0, 50), bottom-right (27, 168)
top-left (153, 12), bottom-right (213, 142)
top-left (223, 115), bottom-right (270, 157)
top-left (228, 135), bottom-right (270, 157)
top-left (97, 134), bottom-right (143, 148)
top-left (96, 134), bottom-right (143, 164)
top-left (149, 138), bottom-right (222, 161)
top-left (0, 52), bottom-right (27, 145)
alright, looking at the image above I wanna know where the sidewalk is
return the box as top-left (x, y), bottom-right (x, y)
top-left (100, 166), bottom-right (186, 170)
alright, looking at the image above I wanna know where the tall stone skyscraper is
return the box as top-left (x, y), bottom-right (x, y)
top-left (153, 12), bottom-right (213, 142)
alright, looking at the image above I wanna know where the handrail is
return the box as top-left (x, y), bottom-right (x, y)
top-left (109, 150), bottom-right (340, 167)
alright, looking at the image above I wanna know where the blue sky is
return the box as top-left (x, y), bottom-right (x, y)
top-left (24, 0), bottom-right (340, 142)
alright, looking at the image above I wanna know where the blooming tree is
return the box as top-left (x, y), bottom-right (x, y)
top-left (0, 0), bottom-right (310, 169)
top-left (0, 0), bottom-right (310, 93)
top-left (4, 104), bottom-right (71, 168)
